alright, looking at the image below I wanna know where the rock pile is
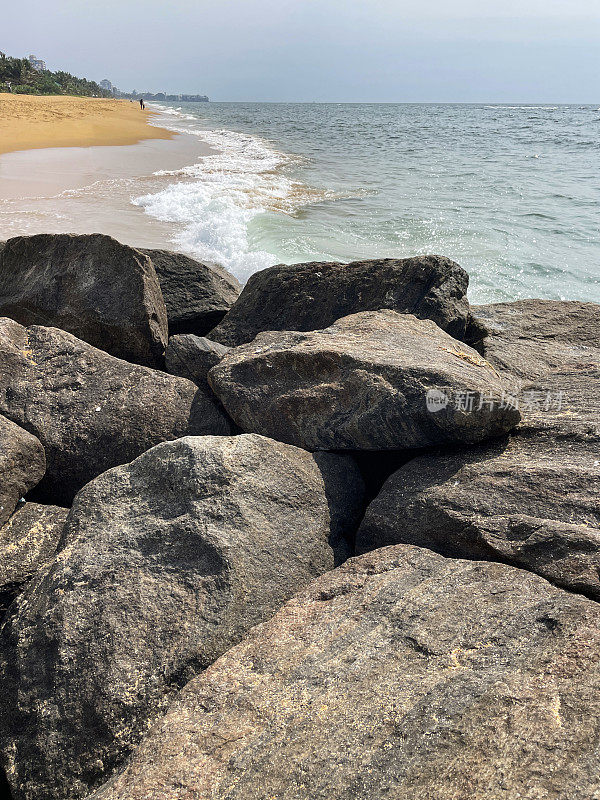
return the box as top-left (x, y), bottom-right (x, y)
top-left (0, 234), bottom-right (597, 800)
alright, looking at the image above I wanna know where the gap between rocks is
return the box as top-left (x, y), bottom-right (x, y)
top-left (0, 764), bottom-right (13, 799)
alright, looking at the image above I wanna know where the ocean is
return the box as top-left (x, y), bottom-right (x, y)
top-left (137, 102), bottom-right (600, 303)
top-left (4, 102), bottom-right (600, 303)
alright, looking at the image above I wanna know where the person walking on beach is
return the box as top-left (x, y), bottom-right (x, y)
top-left (139, 98), bottom-right (145, 110)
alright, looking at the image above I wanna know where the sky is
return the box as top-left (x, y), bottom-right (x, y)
top-left (2, 0), bottom-right (599, 102)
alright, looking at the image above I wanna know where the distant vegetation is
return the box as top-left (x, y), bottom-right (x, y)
top-left (0, 52), bottom-right (111, 97)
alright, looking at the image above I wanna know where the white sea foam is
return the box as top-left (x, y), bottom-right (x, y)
top-left (484, 105), bottom-right (561, 110)
top-left (135, 105), bottom-right (341, 280)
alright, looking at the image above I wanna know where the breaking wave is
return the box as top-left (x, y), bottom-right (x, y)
top-left (135, 106), bottom-right (356, 280)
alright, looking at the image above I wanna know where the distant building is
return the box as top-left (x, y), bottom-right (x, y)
top-left (28, 54), bottom-right (46, 71)
top-left (115, 89), bottom-right (209, 102)
top-left (180, 94), bottom-right (209, 102)
top-left (100, 79), bottom-right (113, 92)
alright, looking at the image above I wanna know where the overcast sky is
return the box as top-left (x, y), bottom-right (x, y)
top-left (2, 0), bottom-right (599, 101)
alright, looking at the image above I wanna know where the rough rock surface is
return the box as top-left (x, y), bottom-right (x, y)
top-left (141, 248), bottom-right (241, 335)
top-left (472, 299), bottom-right (600, 437)
top-left (356, 432), bottom-right (600, 597)
top-left (356, 301), bottom-right (600, 594)
top-left (209, 310), bottom-right (521, 451)
top-left (0, 234), bottom-right (168, 367)
top-left (209, 255), bottom-right (474, 345)
top-left (0, 503), bottom-right (68, 617)
top-left (0, 415), bottom-right (45, 527)
top-left (89, 545), bottom-right (600, 800)
top-left (0, 317), bottom-right (230, 503)
top-left (165, 334), bottom-right (231, 387)
top-left (0, 434), bottom-right (364, 800)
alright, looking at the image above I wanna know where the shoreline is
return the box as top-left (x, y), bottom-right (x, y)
top-left (0, 110), bottom-right (214, 252)
top-left (2, 101), bottom-right (598, 301)
top-left (0, 94), bottom-right (175, 156)
top-left (0, 101), bottom-right (288, 281)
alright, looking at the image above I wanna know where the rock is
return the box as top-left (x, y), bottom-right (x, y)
top-left (209, 255), bottom-right (474, 346)
top-left (88, 545), bottom-right (600, 800)
top-left (0, 234), bottom-right (168, 367)
top-left (472, 299), bottom-right (600, 367)
top-left (0, 434), bottom-right (364, 800)
top-left (0, 503), bottom-right (68, 618)
top-left (140, 248), bottom-right (241, 335)
top-left (0, 415), bottom-right (45, 527)
top-left (208, 310), bottom-right (521, 451)
top-left (356, 431), bottom-right (600, 597)
top-left (472, 299), bottom-right (600, 438)
top-left (165, 334), bottom-right (231, 387)
top-left (0, 317), bottom-right (230, 504)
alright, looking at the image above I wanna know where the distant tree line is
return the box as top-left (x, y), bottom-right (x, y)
top-left (0, 52), bottom-right (112, 97)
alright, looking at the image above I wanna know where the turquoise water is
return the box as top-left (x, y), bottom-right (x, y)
top-left (141, 102), bottom-right (600, 303)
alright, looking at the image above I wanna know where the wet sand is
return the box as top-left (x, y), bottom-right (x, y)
top-left (0, 94), bottom-right (174, 155)
top-left (0, 119), bottom-right (213, 249)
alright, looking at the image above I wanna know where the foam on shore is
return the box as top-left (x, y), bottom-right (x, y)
top-left (135, 106), bottom-right (360, 280)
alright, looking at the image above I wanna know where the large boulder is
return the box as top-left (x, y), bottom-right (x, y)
top-left (0, 434), bottom-right (364, 800)
top-left (209, 255), bottom-right (475, 346)
top-left (165, 334), bottom-right (231, 387)
top-left (209, 310), bottom-right (521, 451)
top-left (0, 317), bottom-right (230, 504)
top-left (0, 234), bottom-right (168, 367)
top-left (472, 299), bottom-right (600, 437)
top-left (0, 415), bottom-right (45, 527)
top-left (89, 545), bottom-right (600, 800)
top-left (356, 432), bottom-right (600, 597)
top-left (0, 502), bottom-right (68, 618)
top-left (140, 248), bottom-right (241, 335)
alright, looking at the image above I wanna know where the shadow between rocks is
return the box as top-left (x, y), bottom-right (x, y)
top-left (0, 763), bottom-right (14, 799)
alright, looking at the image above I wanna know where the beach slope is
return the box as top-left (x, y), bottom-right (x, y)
top-left (0, 94), bottom-right (174, 155)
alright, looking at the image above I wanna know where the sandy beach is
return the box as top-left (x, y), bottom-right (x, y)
top-left (0, 94), bottom-right (174, 155)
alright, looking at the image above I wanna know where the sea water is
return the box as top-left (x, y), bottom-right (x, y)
top-left (2, 102), bottom-right (599, 303)
top-left (136, 102), bottom-right (600, 302)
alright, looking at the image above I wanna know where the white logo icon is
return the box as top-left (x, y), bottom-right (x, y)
top-left (426, 389), bottom-right (450, 413)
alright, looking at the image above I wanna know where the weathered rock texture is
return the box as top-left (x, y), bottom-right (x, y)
top-left (472, 299), bottom-right (600, 437)
top-left (209, 255), bottom-right (474, 345)
top-left (0, 434), bottom-right (364, 800)
top-left (0, 415), bottom-right (45, 527)
top-left (356, 432), bottom-right (600, 597)
top-left (0, 317), bottom-right (230, 503)
top-left (0, 234), bottom-right (168, 367)
top-left (89, 545), bottom-right (600, 800)
top-left (141, 248), bottom-right (241, 335)
top-left (0, 503), bottom-right (68, 617)
top-left (356, 301), bottom-right (600, 595)
top-left (209, 310), bottom-right (521, 451)
top-left (165, 334), bottom-right (230, 387)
